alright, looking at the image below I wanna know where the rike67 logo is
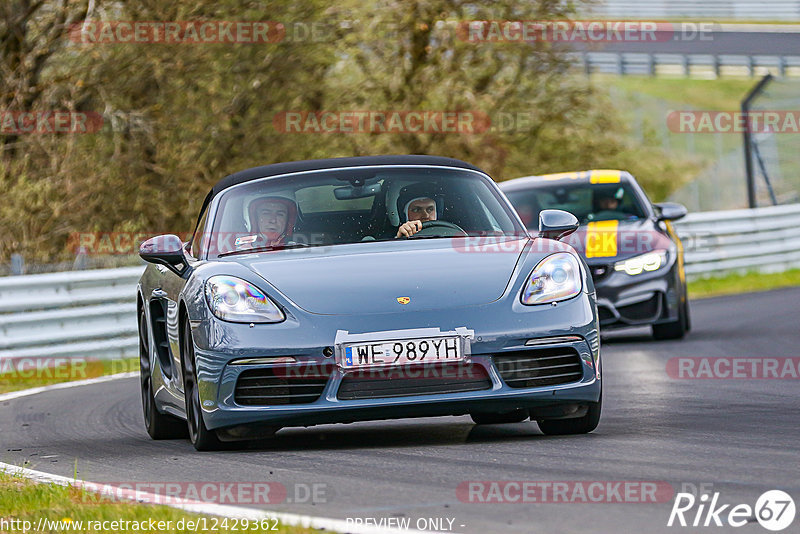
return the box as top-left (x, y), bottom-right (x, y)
top-left (668, 490), bottom-right (795, 531)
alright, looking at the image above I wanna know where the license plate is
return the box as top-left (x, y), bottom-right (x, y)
top-left (341, 337), bottom-right (463, 369)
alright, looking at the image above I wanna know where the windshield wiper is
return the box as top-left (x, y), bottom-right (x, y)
top-left (218, 243), bottom-right (310, 258)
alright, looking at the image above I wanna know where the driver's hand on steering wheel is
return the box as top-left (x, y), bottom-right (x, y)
top-left (396, 220), bottom-right (423, 238)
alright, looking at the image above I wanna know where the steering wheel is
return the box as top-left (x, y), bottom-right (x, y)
top-left (408, 220), bottom-right (468, 238)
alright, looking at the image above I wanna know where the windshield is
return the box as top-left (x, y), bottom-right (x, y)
top-left (505, 182), bottom-right (647, 228)
top-left (204, 166), bottom-right (524, 258)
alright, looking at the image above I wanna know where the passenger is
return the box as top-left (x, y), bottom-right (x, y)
top-left (237, 195), bottom-right (298, 249)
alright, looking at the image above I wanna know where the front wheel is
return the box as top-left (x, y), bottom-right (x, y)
top-left (537, 394), bottom-right (602, 435)
top-left (182, 318), bottom-right (225, 451)
top-left (652, 294), bottom-right (689, 340)
top-left (139, 308), bottom-right (186, 440)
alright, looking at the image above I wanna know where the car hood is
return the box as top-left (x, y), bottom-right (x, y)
top-left (560, 218), bottom-right (672, 262)
top-left (241, 238), bottom-right (528, 315)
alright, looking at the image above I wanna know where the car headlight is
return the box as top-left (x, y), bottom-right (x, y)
top-left (204, 275), bottom-right (284, 323)
top-left (614, 250), bottom-right (668, 276)
top-left (521, 252), bottom-right (583, 305)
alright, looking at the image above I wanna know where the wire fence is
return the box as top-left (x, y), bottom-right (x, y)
top-left (606, 86), bottom-right (751, 212)
top-left (745, 77), bottom-right (800, 206)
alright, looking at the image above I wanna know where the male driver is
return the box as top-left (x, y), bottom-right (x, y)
top-left (592, 188), bottom-right (621, 213)
top-left (396, 196), bottom-right (437, 237)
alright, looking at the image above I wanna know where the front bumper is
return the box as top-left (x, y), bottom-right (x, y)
top-left (589, 260), bottom-right (682, 328)
top-left (181, 292), bottom-right (601, 433)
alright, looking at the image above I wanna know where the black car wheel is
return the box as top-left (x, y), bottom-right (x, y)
top-left (537, 393), bottom-right (602, 435)
top-left (182, 318), bottom-right (225, 451)
top-left (139, 307), bottom-right (186, 439)
top-left (470, 408), bottom-right (529, 425)
top-left (683, 286), bottom-right (692, 332)
top-left (652, 290), bottom-right (689, 340)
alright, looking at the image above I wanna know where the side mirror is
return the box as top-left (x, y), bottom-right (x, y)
top-left (538, 209), bottom-right (579, 241)
top-left (654, 202), bottom-right (688, 221)
top-left (139, 234), bottom-right (189, 276)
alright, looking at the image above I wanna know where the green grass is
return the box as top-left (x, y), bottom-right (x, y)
top-left (596, 75), bottom-right (755, 111)
top-left (0, 357), bottom-right (138, 395)
top-left (0, 471), bottom-right (315, 534)
top-left (688, 268), bottom-right (800, 299)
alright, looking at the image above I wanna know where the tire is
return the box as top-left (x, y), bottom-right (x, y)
top-left (537, 394), bottom-right (602, 435)
top-left (652, 291), bottom-right (689, 340)
top-left (139, 307), bottom-right (186, 440)
top-left (470, 408), bottom-right (529, 425)
top-left (683, 287), bottom-right (692, 332)
top-left (182, 318), bottom-right (225, 451)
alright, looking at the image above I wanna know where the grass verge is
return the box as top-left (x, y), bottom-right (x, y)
top-left (688, 268), bottom-right (800, 299)
top-left (0, 357), bottom-right (138, 395)
top-left (0, 471), bottom-right (315, 533)
top-left (596, 74), bottom-right (755, 111)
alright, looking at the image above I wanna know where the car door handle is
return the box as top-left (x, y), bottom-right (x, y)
top-left (151, 288), bottom-right (168, 299)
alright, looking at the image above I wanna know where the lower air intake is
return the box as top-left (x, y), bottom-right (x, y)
top-left (234, 365), bottom-right (330, 406)
top-left (494, 347), bottom-right (584, 388)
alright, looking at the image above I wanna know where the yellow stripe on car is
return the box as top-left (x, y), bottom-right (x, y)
top-left (541, 171), bottom-right (582, 181)
top-left (589, 170), bottom-right (622, 184)
top-left (586, 220), bottom-right (619, 258)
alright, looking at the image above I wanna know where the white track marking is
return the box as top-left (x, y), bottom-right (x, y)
top-left (0, 372), bottom-right (138, 402)
top-left (1, 376), bottom-right (448, 534)
top-left (0, 462), bottom-right (433, 534)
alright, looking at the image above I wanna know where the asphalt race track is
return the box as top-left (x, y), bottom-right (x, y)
top-left (2, 289), bottom-right (799, 533)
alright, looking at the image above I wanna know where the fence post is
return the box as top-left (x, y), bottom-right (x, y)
top-left (73, 247), bottom-right (88, 270)
top-left (10, 254), bottom-right (24, 275)
top-left (742, 74), bottom-right (773, 208)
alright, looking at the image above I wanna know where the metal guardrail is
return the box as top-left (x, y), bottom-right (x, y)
top-left (0, 266), bottom-right (143, 361)
top-left (576, 52), bottom-right (800, 77)
top-left (675, 202), bottom-right (800, 277)
top-left (0, 204), bottom-right (798, 360)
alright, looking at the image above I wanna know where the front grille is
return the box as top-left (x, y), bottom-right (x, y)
top-left (337, 363), bottom-right (492, 400)
top-left (234, 365), bottom-right (331, 406)
top-left (494, 347), bottom-right (584, 388)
